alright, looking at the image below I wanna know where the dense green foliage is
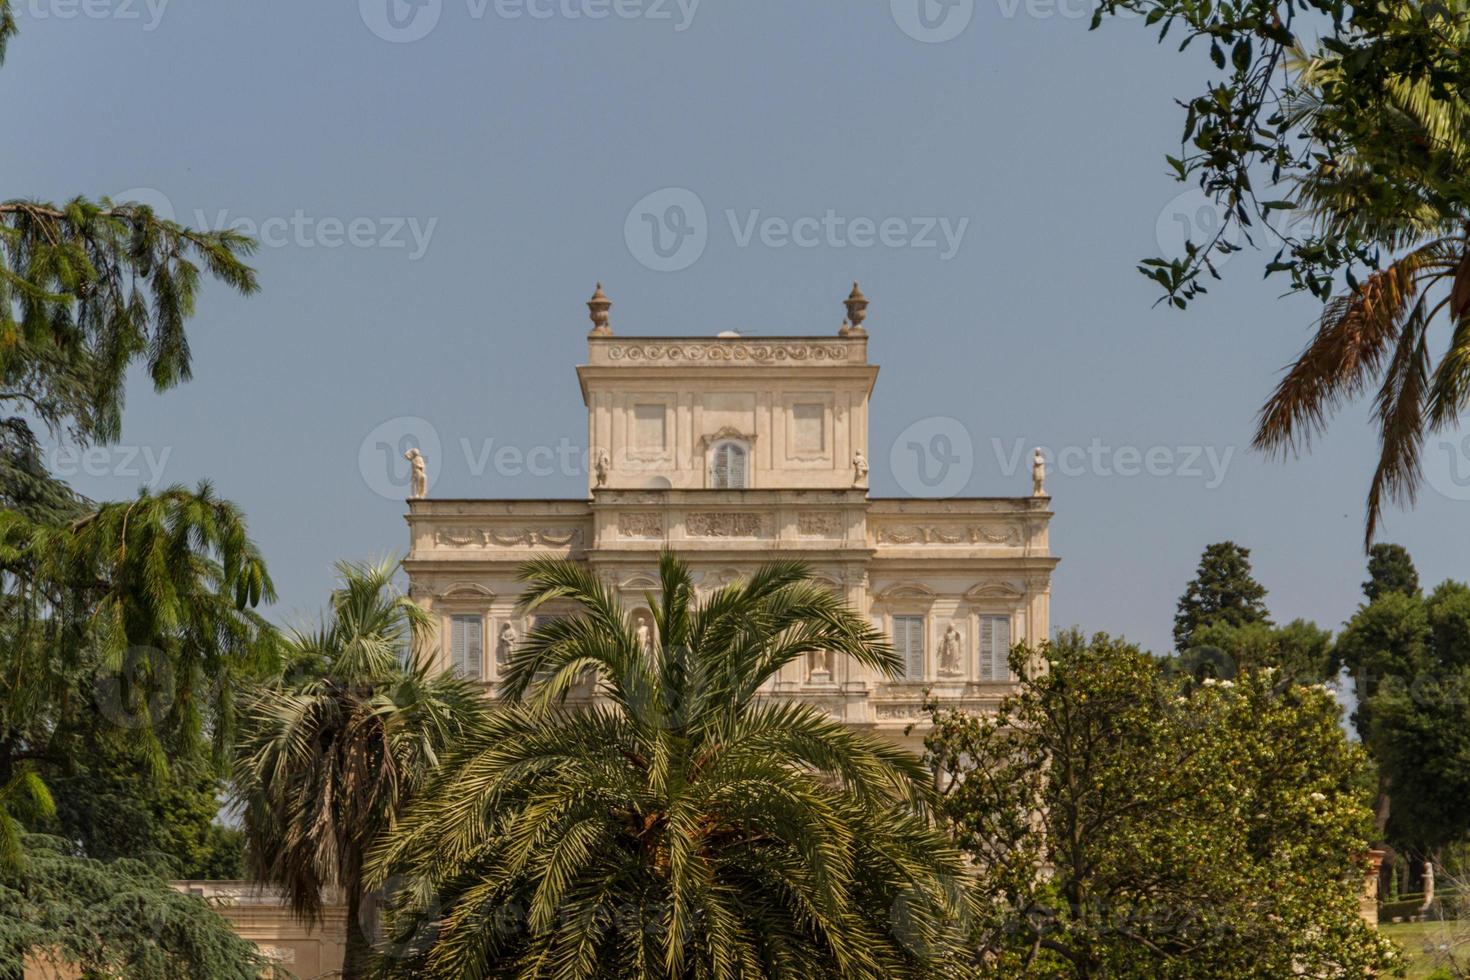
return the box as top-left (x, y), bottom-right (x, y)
top-left (924, 631), bottom-right (1399, 978)
top-left (369, 555), bottom-right (970, 979)
top-left (234, 559), bottom-right (488, 979)
top-left (1365, 542), bottom-right (1423, 601)
top-left (41, 732), bottom-right (243, 880)
top-left (0, 834), bottom-right (268, 979)
top-left (1175, 616), bottom-right (1335, 682)
top-left (1172, 541), bottom-right (1271, 651)
top-left (1338, 578), bottom-right (1470, 854)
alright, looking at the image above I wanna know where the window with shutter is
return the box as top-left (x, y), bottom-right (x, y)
top-left (978, 615), bottom-right (1012, 682)
top-left (710, 441), bottom-right (748, 489)
top-left (449, 615), bottom-right (483, 680)
top-left (893, 615), bottom-right (925, 681)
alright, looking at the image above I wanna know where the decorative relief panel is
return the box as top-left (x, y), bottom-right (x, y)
top-left (875, 523), bottom-right (1024, 546)
top-left (796, 512), bottom-right (842, 537)
top-left (433, 527), bottom-right (583, 548)
top-left (618, 512), bottom-right (664, 538)
top-left (686, 512), bottom-right (763, 538)
top-left (606, 343), bottom-right (849, 364)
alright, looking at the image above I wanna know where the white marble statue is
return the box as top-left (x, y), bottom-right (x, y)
top-left (635, 619), bottom-right (652, 653)
top-left (594, 448), bottom-right (610, 488)
top-left (498, 623), bottom-right (517, 663)
top-left (852, 450), bottom-right (869, 487)
top-left (939, 623), bottom-right (963, 676)
top-left (1032, 448), bottom-right (1046, 497)
top-left (404, 447), bottom-right (428, 499)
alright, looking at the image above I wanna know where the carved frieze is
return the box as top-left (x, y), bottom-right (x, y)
top-left (874, 523), bottom-right (1024, 546)
top-left (796, 512), bottom-right (842, 537)
top-left (618, 512), bottom-right (664, 538)
top-left (487, 528), bottom-right (581, 548)
top-left (606, 342), bottom-right (849, 364)
top-left (686, 512), bottom-right (763, 537)
top-left (433, 527), bottom-right (582, 548)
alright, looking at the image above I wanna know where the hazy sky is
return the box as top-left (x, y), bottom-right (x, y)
top-left (5, 0), bottom-right (1465, 653)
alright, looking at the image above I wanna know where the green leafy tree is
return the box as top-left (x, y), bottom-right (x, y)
top-left (1173, 541), bottom-right (1271, 651)
top-left (1338, 581), bottom-right (1470, 860)
top-left (1364, 543), bottom-right (1422, 602)
top-left (0, 833), bottom-right (270, 979)
top-left (41, 731), bottom-right (243, 879)
top-left (234, 559), bottom-right (489, 980)
top-left (1093, 0), bottom-right (1470, 542)
top-left (369, 554), bottom-right (971, 979)
top-left (1174, 617), bottom-right (1334, 683)
top-left (924, 630), bottom-right (1399, 978)
top-left (0, 0), bottom-right (270, 871)
top-left (0, 485), bottom-right (277, 869)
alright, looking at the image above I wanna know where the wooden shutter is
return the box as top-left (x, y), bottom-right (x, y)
top-left (728, 444), bottom-right (746, 488)
top-left (979, 616), bottom-right (1011, 682)
top-left (711, 443), bottom-right (748, 489)
top-left (894, 616), bottom-right (924, 681)
top-left (450, 615), bottom-right (483, 680)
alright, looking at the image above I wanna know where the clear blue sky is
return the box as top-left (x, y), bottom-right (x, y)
top-left (5, 0), bottom-right (1462, 653)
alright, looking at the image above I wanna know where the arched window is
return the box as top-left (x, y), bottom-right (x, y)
top-left (709, 440), bottom-right (749, 489)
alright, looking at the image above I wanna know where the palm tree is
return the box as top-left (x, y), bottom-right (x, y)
top-left (1255, 16), bottom-right (1470, 546)
top-left (233, 558), bottom-right (488, 978)
top-left (368, 554), bottom-right (971, 980)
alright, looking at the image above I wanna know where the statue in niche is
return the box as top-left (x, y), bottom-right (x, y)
top-left (852, 450), bottom-right (869, 487)
top-left (810, 648), bottom-right (831, 677)
top-left (404, 448), bottom-right (428, 499)
top-left (1032, 448), bottom-right (1046, 497)
top-left (594, 448), bottom-right (610, 488)
top-left (635, 618), bottom-right (652, 654)
top-left (497, 623), bottom-right (517, 663)
top-left (939, 623), bottom-right (964, 676)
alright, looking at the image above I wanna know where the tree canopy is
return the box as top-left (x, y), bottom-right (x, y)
top-left (924, 630), bottom-right (1398, 978)
top-left (369, 555), bottom-right (971, 979)
top-left (1173, 541), bottom-right (1271, 651)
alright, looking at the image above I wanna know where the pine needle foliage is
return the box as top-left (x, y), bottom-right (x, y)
top-left (369, 553), bottom-right (972, 980)
top-left (0, 833), bottom-right (274, 979)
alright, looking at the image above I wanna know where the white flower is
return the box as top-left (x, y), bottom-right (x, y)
top-left (1219, 680), bottom-right (1235, 688)
top-left (1309, 792), bottom-right (1326, 802)
top-left (1202, 678), bottom-right (1217, 687)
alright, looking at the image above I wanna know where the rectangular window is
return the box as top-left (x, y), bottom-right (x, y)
top-left (893, 615), bottom-right (925, 681)
top-left (633, 404), bottom-right (666, 450)
top-left (978, 615), bottom-right (1012, 682)
top-left (792, 403), bottom-right (825, 453)
top-left (449, 614), bottom-right (483, 680)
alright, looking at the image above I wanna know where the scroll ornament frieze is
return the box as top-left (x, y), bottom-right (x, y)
top-left (686, 512), bottom-right (763, 537)
top-left (606, 342), bottom-right (849, 364)
top-left (433, 527), bottom-right (583, 548)
top-left (876, 523), bottom-right (1023, 546)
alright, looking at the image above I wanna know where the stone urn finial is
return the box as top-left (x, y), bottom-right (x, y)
top-left (587, 282), bottom-right (612, 336)
top-left (841, 281), bottom-right (868, 335)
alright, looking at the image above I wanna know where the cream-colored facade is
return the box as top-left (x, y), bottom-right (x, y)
top-left (404, 287), bottom-right (1058, 747)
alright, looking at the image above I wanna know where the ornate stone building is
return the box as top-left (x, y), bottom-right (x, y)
top-left (403, 285), bottom-right (1058, 748)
